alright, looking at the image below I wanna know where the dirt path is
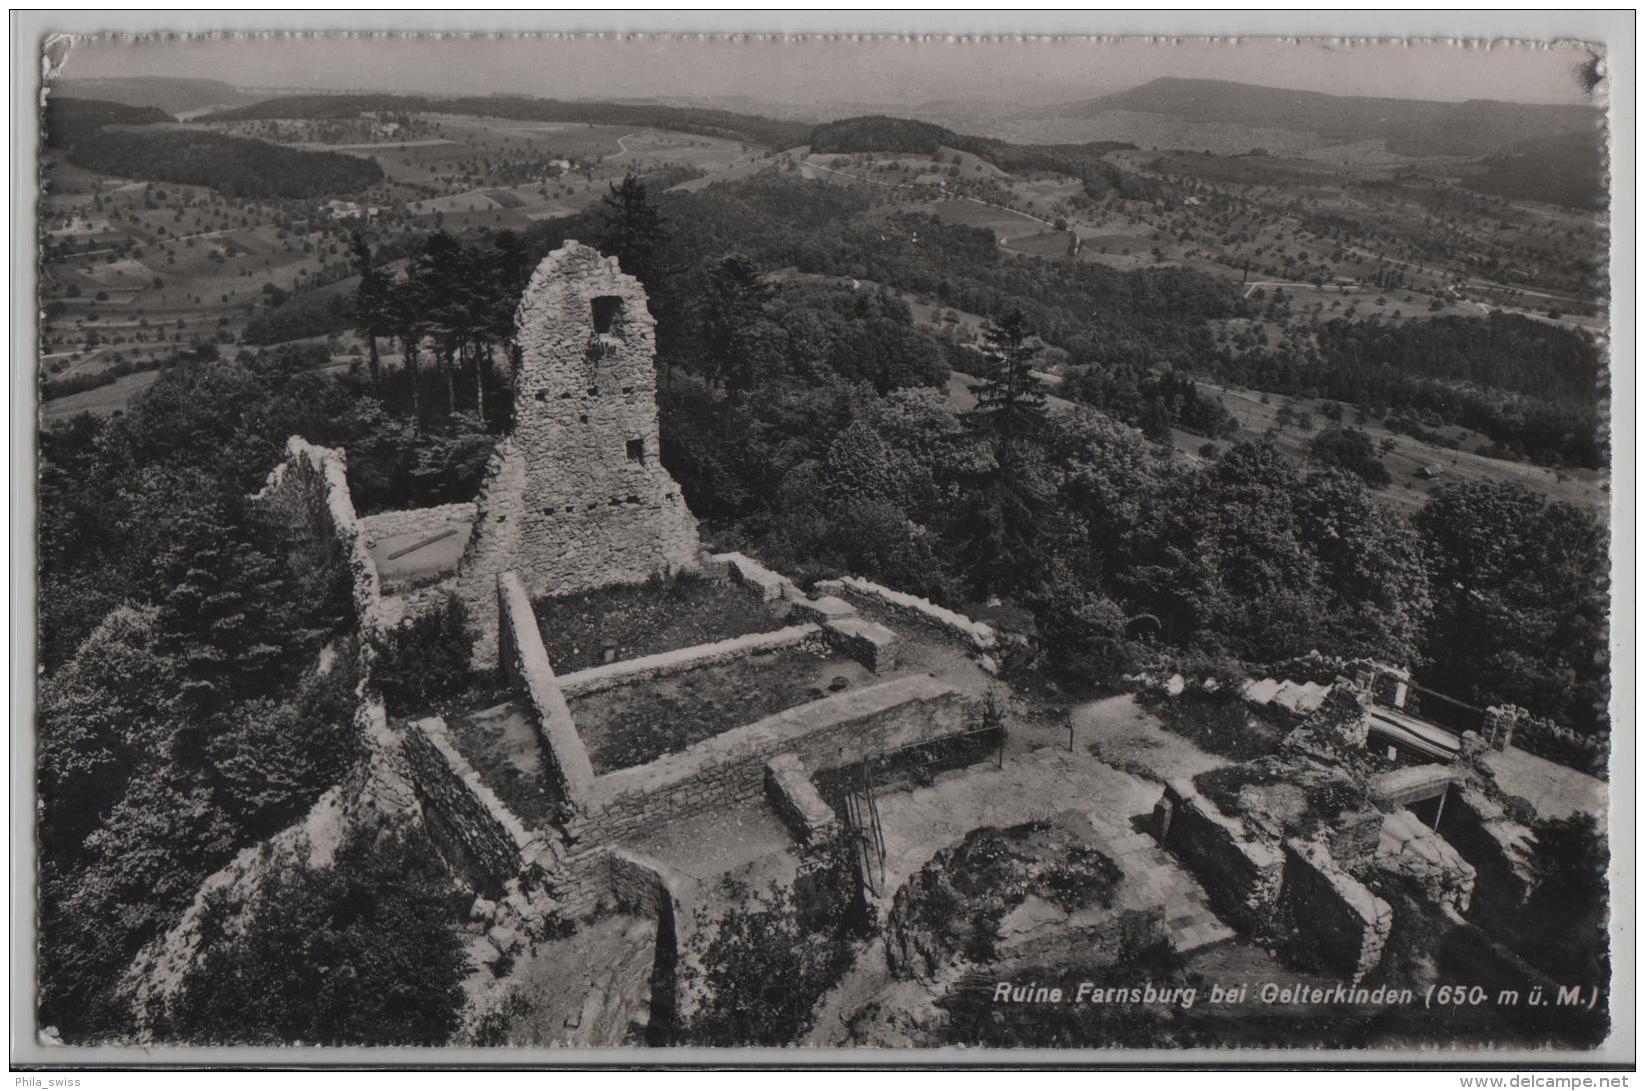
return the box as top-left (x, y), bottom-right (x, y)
top-left (1073, 693), bottom-right (1228, 785)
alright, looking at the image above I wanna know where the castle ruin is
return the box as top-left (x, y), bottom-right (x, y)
top-left (457, 241), bottom-right (701, 657)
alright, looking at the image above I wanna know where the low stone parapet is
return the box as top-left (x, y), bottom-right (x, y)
top-left (571, 675), bottom-right (973, 847)
top-left (711, 551), bottom-right (799, 603)
top-left (789, 595), bottom-right (858, 624)
top-left (557, 623), bottom-right (824, 698)
top-left (815, 575), bottom-right (997, 652)
top-left (402, 715), bottom-right (565, 895)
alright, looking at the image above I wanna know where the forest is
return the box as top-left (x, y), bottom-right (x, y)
top-left (207, 92), bottom-right (813, 150)
top-left (808, 114), bottom-right (1154, 200)
top-left (44, 96), bottom-right (384, 198)
top-left (1212, 313), bottom-right (1607, 467)
top-left (34, 169), bottom-right (1611, 1045)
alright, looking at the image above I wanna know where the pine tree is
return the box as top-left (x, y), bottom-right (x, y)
top-left (349, 232), bottom-right (390, 387)
top-left (952, 308), bottom-right (1054, 600)
top-left (965, 308), bottom-right (1047, 444)
top-left (703, 253), bottom-right (772, 407)
top-left (598, 172), bottom-right (666, 288)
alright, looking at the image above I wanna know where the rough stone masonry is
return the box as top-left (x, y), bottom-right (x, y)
top-left (458, 241), bottom-right (702, 658)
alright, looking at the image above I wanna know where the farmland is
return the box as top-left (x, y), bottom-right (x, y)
top-left (37, 86), bottom-right (1608, 507)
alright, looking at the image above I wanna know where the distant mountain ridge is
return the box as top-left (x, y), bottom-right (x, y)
top-left (51, 76), bottom-right (260, 115)
top-left (1028, 77), bottom-right (1603, 157)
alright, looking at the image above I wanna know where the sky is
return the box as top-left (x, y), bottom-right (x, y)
top-left (58, 33), bottom-right (1602, 110)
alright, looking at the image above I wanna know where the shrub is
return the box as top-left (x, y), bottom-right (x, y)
top-left (368, 596), bottom-right (474, 713)
top-left (677, 834), bottom-right (868, 1046)
top-left (162, 821), bottom-right (470, 1045)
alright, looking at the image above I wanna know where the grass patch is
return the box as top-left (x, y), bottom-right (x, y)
top-left (1142, 691), bottom-right (1283, 763)
top-left (567, 644), bottom-right (858, 773)
top-left (534, 572), bottom-right (789, 673)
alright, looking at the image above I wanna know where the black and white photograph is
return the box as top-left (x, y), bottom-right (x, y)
top-left (11, 12), bottom-right (1633, 1069)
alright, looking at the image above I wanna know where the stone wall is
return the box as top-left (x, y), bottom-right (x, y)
top-left (253, 435), bottom-right (387, 634)
top-left (546, 676), bottom-right (974, 915)
top-left (401, 716), bottom-right (565, 895)
top-left (1376, 810), bottom-right (1476, 914)
top-left (765, 754), bottom-right (839, 843)
top-left (711, 551), bottom-right (803, 603)
top-left (822, 617), bottom-right (903, 673)
top-left (1487, 704), bottom-right (1609, 779)
top-left (557, 623), bottom-right (824, 698)
top-left (1153, 779), bottom-right (1285, 930)
top-left (497, 571), bottom-right (596, 807)
top-left (815, 575), bottom-right (998, 652)
top-left (457, 242), bottom-right (701, 660)
top-left (360, 502), bottom-right (477, 548)
top-left (1440, 786), bottom-right (1539, 918)
top-left (1281, 839), bottom-right (1393, 984)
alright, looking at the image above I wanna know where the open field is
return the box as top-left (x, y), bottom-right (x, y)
top-left (41, 368), bottom-right (163, 420)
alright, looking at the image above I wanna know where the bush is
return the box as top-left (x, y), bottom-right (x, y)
top-left (368, 596), bottom-right (474, 713)
top-left (1310, 426), bottom-right (1393, 487)
top-left (162, 820), bottom-right (470, 1045)
top-left (677, 834), bottom-right (868, 1046)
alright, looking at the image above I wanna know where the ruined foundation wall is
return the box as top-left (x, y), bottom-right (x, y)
top-left (548, 677), bottom-right (974, 914)
top-left (557, 623), bottom-right (825, 698)
top-left (815, 575), bottom-right (998, 652)
top-left (497, 571), bottom-right (596, 806)
top-left (401, 716), bottom-right (566, 896)
top-left (1281, 839), bottom-right (1393, 984)
top-left (1441, 787), bottom-right (1539, 919)
top-left (1154, 780), bottom-right (1285, 930)
top-left (1376, 810), bottom-right (1476, 915)
top-left (459, 242), bottom-right (701, 659)
top-left (765, 754), bottom-right (840, 843)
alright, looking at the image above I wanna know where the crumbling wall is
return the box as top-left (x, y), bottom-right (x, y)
top-left (497, 571), bottom-right (596, 807)
top-left (765, 754), bottom-right (839, 843)
top-left (1153, 779), bottom-right (1285, 929)
top-left (710, 550), bottom-right (804, 603)
top-left (821, 616), bottom-right (903, 672)
top-left (557, 623), bottom-right (824, 698)
top-left (548, 676), bottom-right (975, 915)
top-left (1376, 810), bottom-right (1476, 914)
top-left (1441, 786), bottom-right (1539, 918)
top-left (458, 242), bottom-right (701, 660)
top-left (253, 435), bottom-right (387, 634)
top-left (1281, 839), bottom-right (1393, 984)
top-left (815, 575), bottom-right (997, 652)
top-left (401, 716), bottom-right (565, 896)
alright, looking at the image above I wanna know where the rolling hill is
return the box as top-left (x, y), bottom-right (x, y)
top-left (51, 76), bottom-right (261, 115)
top-left (1027, 77), bottom-right (1602, 158)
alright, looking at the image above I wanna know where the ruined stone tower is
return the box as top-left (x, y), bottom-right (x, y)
top-left (458, 241), bottom-right (701, 658)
